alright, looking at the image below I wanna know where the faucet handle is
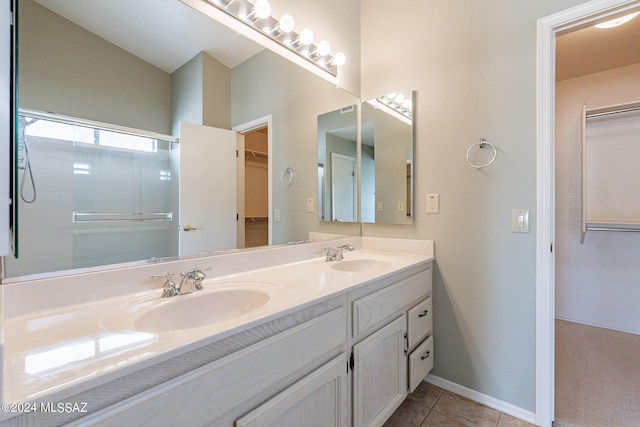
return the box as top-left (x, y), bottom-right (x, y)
top-left (321, 247), bottom-right (337, 262)
top-left (161, 278), bottom-right (179, 298)
top-left (190, 267), bottom-right (210, 291)
top-left (151, 271), bottom-right (180, 298)
top-left (150, 271), bottom-right (174, 280)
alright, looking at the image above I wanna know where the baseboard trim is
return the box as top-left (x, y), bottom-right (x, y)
top-left (425, 374), bottom-right (537, 425)
top-left (555, 316), bottom-right (640, 336)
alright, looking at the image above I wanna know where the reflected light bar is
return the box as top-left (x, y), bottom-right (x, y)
top-left (594, 12), bottom-right (639, 28)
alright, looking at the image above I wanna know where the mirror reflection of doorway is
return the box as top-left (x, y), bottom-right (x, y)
top-left (331, 152), bottom-right (356, 222)
top-left (243, 127), bottom-right (269, 248)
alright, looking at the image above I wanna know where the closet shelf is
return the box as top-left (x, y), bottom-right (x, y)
top-left (585, 221), bottom-right (640, 232)
top-left (580, 101), bottom-right (640, 243)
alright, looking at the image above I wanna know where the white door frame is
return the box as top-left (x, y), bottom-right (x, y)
top-left (535, 1), bottom-right (640, 425)
top-left (233, 115), bottom-right (273, 245)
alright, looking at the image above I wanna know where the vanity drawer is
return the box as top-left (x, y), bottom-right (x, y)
top-left (407, 297), bottom-right (432, 350)
top-left (352, 270), bottom-right (430, 339)
top-left (408, 336), bottom-right (434, 393)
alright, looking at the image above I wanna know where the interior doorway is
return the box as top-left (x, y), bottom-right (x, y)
top-left (536, 2), bottom-right (640, 426)
top-left (554, 11), bottom-right (640, 427)
top-left (243, 127), bottom-right (269, 247)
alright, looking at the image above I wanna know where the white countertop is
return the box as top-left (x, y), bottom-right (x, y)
top-left (2, 238), bottom-right (433, 413)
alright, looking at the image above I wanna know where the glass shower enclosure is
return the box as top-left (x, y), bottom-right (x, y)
top-left (6, 113), bottom-right (179, 278)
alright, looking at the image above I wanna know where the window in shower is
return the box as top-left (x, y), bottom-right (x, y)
top-left (6, 113), bottom-right (179, 278)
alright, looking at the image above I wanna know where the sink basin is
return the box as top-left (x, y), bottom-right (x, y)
top-left (102, 286), bottom-right (273, 333)
top-left (331, 259), bottom-right (392, 272)
top-left (134, 288), bottom-right (270, 332)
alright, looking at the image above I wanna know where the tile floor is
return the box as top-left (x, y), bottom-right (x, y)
top-left (383, 382), bottom-right (536, 427)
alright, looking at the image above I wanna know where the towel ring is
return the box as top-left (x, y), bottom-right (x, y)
top-left (280, 167), bottom-right (293, 186)
top-left (466, 138), bottom-right (497, 169)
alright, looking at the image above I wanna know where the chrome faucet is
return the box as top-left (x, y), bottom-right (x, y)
top-left (151, 267), bottom-right (209, 298)
top-left (178, 267), bottom-right (208, 295)
top-left (322, 244), bottom-right (355, 262)
top-left (335, 244), bottom-right (355, 260)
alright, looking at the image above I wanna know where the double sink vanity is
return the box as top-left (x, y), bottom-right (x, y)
top-left (1, 237), bottom-right (434, 426)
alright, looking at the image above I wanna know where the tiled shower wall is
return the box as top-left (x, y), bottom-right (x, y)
top-left (6, 135), bottom-right (179, 278)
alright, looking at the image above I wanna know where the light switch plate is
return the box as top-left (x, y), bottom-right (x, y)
top-left (306, 198), bottom-right (315, 213)
top-left (511, 209), bottom-right (529, 232)
top-left (397, 202), bottom-right (404, 212)
top-left (274, 209), bottom-right (281, 222)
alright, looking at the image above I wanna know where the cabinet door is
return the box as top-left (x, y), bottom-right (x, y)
top-left (236, 354), bottom-right (349, 427)
top-left (353, 315), bottom-right (407, 427)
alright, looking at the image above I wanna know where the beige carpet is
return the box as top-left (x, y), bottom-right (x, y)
top-left (555, 319), bottom-right (640, 427)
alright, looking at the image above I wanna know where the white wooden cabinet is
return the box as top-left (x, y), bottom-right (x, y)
top-left (352, 315), bottom-right (407, 427)
top-left (236, 354), bottom-right (348, 427)
top-left (73, 307), bottom-right (347, 427)
top-left (53, 262), bottom-right (432, 427)
top-left (350, 263), bottom-right (433, 427)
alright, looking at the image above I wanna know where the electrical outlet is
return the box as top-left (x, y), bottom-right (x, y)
top-left (397, 202), bottom-right (404, 212)
top-left (377, 202), bottom-right (384, 212)
top-left (426, 194), bottom-right (439, 214)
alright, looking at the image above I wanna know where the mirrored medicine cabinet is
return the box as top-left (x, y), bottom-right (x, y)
top-left (317, 90), bottom-right (415, 226)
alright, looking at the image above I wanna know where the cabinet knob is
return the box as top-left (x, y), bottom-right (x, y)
top-left (418, 310), bottom-right (429, 318)
top-left (183, 224), bottom-right (197, 231)
top-left (421, 351), bottom-right (431, 360)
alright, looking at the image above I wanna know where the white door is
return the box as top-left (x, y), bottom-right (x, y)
top-left (179, 122), bottom-right (237, 256)
top-left (331, 153), bottom-right (356, 222)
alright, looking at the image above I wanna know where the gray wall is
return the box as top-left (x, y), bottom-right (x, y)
top-left (18, 0), bottom-right (171, 134)
top-left (171, 52), bottom-right (232, 135)
top-left (232, 50), bottom-right (361, 243)
top-left (361, 0), bottom-right (590, 412)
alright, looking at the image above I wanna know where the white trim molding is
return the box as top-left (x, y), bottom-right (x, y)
top-left (536, 1), bottom-right (640, 426)
top-left (425, 375), bottom-right (536, 425)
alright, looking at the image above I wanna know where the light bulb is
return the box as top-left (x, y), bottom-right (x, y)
top-left (279, 14), bottom-right (295, 33)
top-left (402, 99), bottom-right (412, 109)
top-left (394, 93), bottom-right (406, 104)
top-left (317, 40), bottom-right (331, 56)
top-left (333, 52), bottom-right (346, 66)
top-left (254, 0), bottom-right (271, 19)
top-left (299, 28), bottom-right (314, 45)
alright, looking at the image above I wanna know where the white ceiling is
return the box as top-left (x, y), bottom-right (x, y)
top-left (36, 1), bottom-right (639, 85)
top-left (34, 0), bottom-right (264, 73)
top-left (556, 11), bottom-right (640, 81)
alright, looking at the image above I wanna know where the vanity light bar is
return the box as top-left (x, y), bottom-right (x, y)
top-left (205, 0), bottom-right (344, 76)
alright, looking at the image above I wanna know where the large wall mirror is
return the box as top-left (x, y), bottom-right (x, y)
top-left (5, 0), bottom-right (361, 280)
